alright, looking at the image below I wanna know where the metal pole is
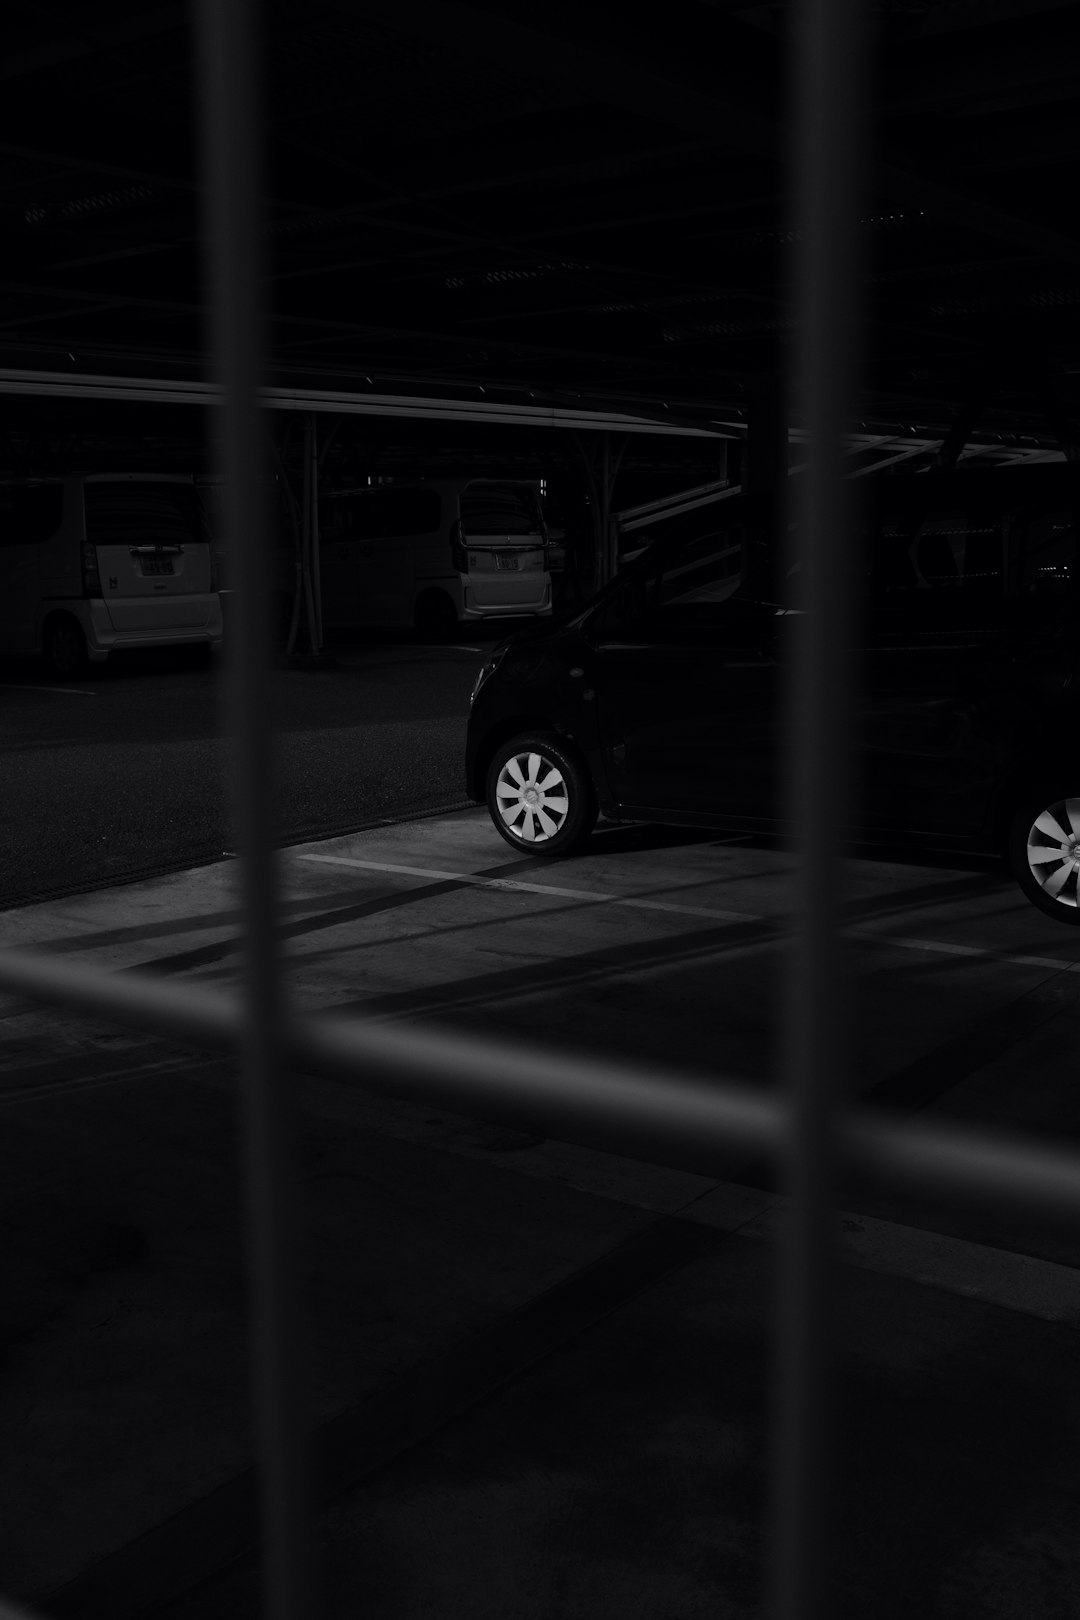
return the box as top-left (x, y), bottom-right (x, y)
top-left (770, 2), bottom-right (866, 1618)
top-left (310, 413), bottom-right (324, 651)
top-left (193, 4), bottom-right (315, 1618)
top-left (301, 414), bottom-right (317, 653)
top-left (600, 433), bottom-right (613, 582)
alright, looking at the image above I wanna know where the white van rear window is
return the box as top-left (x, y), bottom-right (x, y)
top-left (461, 484), bottom-right (542, 536)
top-left (85, 484), bottom-right (204, 547)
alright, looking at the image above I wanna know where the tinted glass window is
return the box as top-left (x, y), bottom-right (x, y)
top-left (0, 483), bottom-right (63, 545)
top-left (461, 483), bottom-right (542, 537)
top-left (1009, 506), bottom-right (1077, 599)
top-left (324, 488), bottom-right (441, 540)
top-left (595, 521), bottom-right (773, 643)
top-left (869, 495), bottom-right (1079, 630)
top-left (85, 483), bottom-right (203, 546)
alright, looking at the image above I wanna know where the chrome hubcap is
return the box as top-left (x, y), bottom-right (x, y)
top-left (495, 751), bottom-right (570, 843)
top-left (1026, 798), bottom-right (1080, 907)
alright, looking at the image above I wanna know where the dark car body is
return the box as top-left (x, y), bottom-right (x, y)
top-left (467, 470), bottom-right (1080, 864)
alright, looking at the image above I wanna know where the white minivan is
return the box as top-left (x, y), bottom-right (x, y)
top-left (319, 477), bottom-right (552, 635)
top-left (0, 474), bottom-right (223, 677)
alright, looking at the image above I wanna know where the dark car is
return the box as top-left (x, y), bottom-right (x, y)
top-left (465, 474), bottom-right (1080, 925)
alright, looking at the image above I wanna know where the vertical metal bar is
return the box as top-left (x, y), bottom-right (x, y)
top-left (310, 415), bottom-right (324, 651)
top-left (770, 3), bottom-right (866, 1619)
top-left (301, 414), bottom-right (318, 652)
top-left (600, 432), bottom-right (612, 582)
top-left (192, 4), bottom-right (315, 1618)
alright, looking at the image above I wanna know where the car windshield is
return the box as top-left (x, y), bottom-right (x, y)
top-left (461, 483), bottom-right (543, 538)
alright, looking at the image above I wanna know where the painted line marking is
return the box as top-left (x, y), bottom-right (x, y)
top-left (847, 928), bottom-right (1080, 973)
top-left (295, 851), bottom-right (755, 922)
top-left (295, 851), bottom-right (1080, 973)
top-left (0, 1053), bottom-right (206, 1108)
top-left (688, 1182), bottom-right (1080, 1329)
top-left (0, 683), bottom-right (96, 696)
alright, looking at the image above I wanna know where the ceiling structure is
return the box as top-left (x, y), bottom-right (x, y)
top-left (1, 0), bottom-right (1079, 477)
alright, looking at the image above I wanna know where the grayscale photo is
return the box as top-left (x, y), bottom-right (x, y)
top-left (2, 3), bottom-right (1080, 1618)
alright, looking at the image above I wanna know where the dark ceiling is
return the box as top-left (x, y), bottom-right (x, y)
top-left (2, 0), bottom-right (1080, 457)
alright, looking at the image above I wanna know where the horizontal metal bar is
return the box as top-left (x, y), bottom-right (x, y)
top-left (0, 367), bottom-right (721, 438)
top-left (0, 946), bottom-right (778, 1170)
top-left (618, 486), bottom-right (738, 532)
top-left (612, 476), bottom-right (733, 522)
top-left (4, 947), bottom-right (1080, 1228)
top-left (847, 442), bottom-right (936, 476)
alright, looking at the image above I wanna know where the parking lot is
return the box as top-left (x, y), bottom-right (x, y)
top-left (0, 641), bottom-right (489, 908)
top-left (6, 805), bottom-right (1080, 1616)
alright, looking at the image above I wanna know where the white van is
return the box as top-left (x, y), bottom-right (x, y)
top-left (0, 474), bottom-right (223, 677)
top-left (319, 477), bottom-right (552, 635)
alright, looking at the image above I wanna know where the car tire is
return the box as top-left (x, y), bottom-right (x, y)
top-left (1007, 788), bottom-right (1080, 924)
top-left (414, 589), bottom-right (458, 640)
top-left (486, 732), bottom-right (598, 857)
top-left (43, 616), bottom-right (89, 680)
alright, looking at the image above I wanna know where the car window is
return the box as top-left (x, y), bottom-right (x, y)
top-left (869, 498), bottom-right (1079, 633)
top-left (461, 483), bottom-right (543, 537)
top-left (85, 483), bottom-right (203, 547)
top-left (592, 522), bottom-right (776, 644)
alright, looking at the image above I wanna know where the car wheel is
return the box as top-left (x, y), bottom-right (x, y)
top-left (1007, 790), bottom-right (1080, 924)
top-left (486, 733), bottom-right (597, 856)
top-left (43, 616), bottom-right (89, 679)
top-left (414, 589), bottom-right (457, 640)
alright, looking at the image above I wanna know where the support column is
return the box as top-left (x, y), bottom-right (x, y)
top-left (745, 366), bottom-right (787, 601)
top-left (300, 414), bottom-right (319, 654)
top-left (572, 431), bottom-right (627, 587)
top-left (308, 413), bottom-right (323, 650)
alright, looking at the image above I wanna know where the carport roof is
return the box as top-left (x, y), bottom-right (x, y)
top-left (2, 0), bottom-right (1080, 448)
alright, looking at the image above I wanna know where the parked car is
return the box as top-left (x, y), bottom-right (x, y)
top-left (465, 471), bottom-right (1080, 925)
top-left (319, 477), bottom-right (552, 636)
top-left (0, 473), bottom-right (223, 676)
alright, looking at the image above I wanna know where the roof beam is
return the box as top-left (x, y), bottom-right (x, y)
top-left (0, 366), bottom-right (723, 436)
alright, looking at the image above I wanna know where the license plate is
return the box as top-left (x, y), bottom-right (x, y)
top-left (141, 558), bottom-right (174, 576)
top-left (495, 553), bottom-right (519, 571)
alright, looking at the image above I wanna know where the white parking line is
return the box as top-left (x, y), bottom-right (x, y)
top-left (295, 851), bottom-right (755, 922)
top-left (295, 850), bottom-right (1080, 974)
top-left (0, 683), bottom-right (96, 696)
top-left (847, 928), bottom-right (1080, 974)
top-left (0, 1053), bottom-right (203, 1108)
top-left (686, 1181), bottom-right (1080, 1328)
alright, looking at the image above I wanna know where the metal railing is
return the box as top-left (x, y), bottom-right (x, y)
top-left (3, 2), bottom-right (1079, 1618)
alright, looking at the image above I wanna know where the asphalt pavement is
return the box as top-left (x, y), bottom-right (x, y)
top-left (0, 639), bottom-right (489, 909)
top-left (7, 811), bottom-right (1080, 1617)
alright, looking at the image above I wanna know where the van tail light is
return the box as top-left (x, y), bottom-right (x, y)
top-left (81, 541), bottom-right (102, 597)
top-left (450, 518), bottom-right (468, 572)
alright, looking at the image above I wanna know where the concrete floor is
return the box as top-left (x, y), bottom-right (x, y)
top-left (4, 809), bottom-right (1080, 1616)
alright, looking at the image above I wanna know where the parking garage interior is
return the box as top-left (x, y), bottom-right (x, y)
top-left (5, 3), bottom-right (1080, 1617)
